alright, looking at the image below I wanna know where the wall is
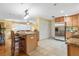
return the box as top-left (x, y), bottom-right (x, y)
top-left (39, 17), bottom-right (50, 40)
top-left (50, 19), bottom-right (55, 38)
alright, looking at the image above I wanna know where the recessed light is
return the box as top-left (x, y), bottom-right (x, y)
top-left (53, 3), bottom-right (57, 6)
top-left (52, 16), bottom-right (55, 18)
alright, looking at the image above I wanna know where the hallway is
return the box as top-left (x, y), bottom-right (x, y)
top-left (29, 39), bottom-right (67, 56)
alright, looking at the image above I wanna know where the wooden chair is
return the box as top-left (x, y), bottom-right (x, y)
top-left (11, 31), bottom-right (20, 56)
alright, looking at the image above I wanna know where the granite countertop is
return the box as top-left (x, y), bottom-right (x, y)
top-left (18, 32), bottom-right (35, 35)
top-left (66, 38), bottom-right (79, 46)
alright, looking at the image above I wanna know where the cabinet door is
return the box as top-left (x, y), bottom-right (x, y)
top-left (65, 16), bottom-right (73, 26)
top-left (0, 22), bottom-right (5, 28)
top-left (0, 45), bottom-right (5, 56)
top-left (55, 17), bottom-right (64, 22)
top-left (72, 15), bottom-right (78, 26)
top-left (34, 34), bottom-right (38, 48)
top-left (55, 18), bottom-right (60, 22)
top-left (77, 14), bottom-right (79, 27)
top-left (26, 35), bottom-right (33, 53)
top-left (60, 17), bottom-right (64, 22)
top-left (26, 34), bottom-right (36, 54)
top-left (68, 44), bottom-right (79, 56)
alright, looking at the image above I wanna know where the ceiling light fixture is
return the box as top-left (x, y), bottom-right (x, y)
top-left (24, 9), bottom-right (29, 19)
top-left (24, 15), bottom-right (29, 19)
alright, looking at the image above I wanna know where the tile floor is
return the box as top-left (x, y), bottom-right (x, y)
top-left (29, 39), bottom-right (67, 56)
top-left (55, 36), bottom-right (65, 41)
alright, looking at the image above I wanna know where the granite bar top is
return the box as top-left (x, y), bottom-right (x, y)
top-left (17, 32), bottom-right (35, 35)
top-left (16, 31), bottom-right (38, 38)
top-left (66, 38), bottom-right (79, 46)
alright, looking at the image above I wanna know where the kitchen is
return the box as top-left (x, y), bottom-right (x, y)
top-left (0, 3), bottom-right (79, 56)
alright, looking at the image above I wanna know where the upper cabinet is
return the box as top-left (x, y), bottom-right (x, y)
top-left (72, 14), bottom-right (78, 27)
top-left (65, 16), bottom-right (73, 26)
top-left (65, 14), bottom-right (79, 27)
top-left (55, 14), bottom-right (79, 27)
top-left (55, 17), bottom-right (64, 22)
top-left (0, 22), bottom-right (5, 29)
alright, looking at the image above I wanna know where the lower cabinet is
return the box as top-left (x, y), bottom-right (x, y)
top-left (67, 44), bottom-right (79, 56)
top-left (26, 34), bottom-right (38, 54)
top-left (11, 31), bottom-right (39, 56)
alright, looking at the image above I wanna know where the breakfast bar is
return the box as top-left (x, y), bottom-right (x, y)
top-left (11, 30), bottom-right (39, 56)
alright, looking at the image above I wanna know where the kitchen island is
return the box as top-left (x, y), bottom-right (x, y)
top-left (11, 30), bottom-right (39, 56)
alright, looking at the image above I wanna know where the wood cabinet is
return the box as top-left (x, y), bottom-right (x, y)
top-left (65, 14), bottom-right (79, 39)
top-left (67, 44), bottom-right (79, 56)
top-left (65, 16), bottom-right (73, 26)
top-left (0, 45), bottom-right (5, 56)
top-left (26, 34), bottom-right (38, 54)
top-left (66, 14), bottom-right (79, 27)
top-left (77, 14), bottom-right (79, 26)
top-left (55, 17), bottom-right (64, 22)
top-left (11, 31), bottom-right (39, 55)
top-left (55, 18), bottom-right (60, 22)
top-left (0, 22), bottom-right (5, 28)
top-left (72, 15), bottom-right (78, 26)
top-left (55, 13), bottom-right (79, 26)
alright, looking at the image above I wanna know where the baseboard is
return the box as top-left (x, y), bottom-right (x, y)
top-left (50, 37), bottom-right (55, 39)
top-left (40, 37), bottom-right (50, 40)
top-left (54, 38), bottom-right (65, 42)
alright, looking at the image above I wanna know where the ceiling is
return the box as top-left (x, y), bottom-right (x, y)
top-left (0, 3), bottom-right (79, 21)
